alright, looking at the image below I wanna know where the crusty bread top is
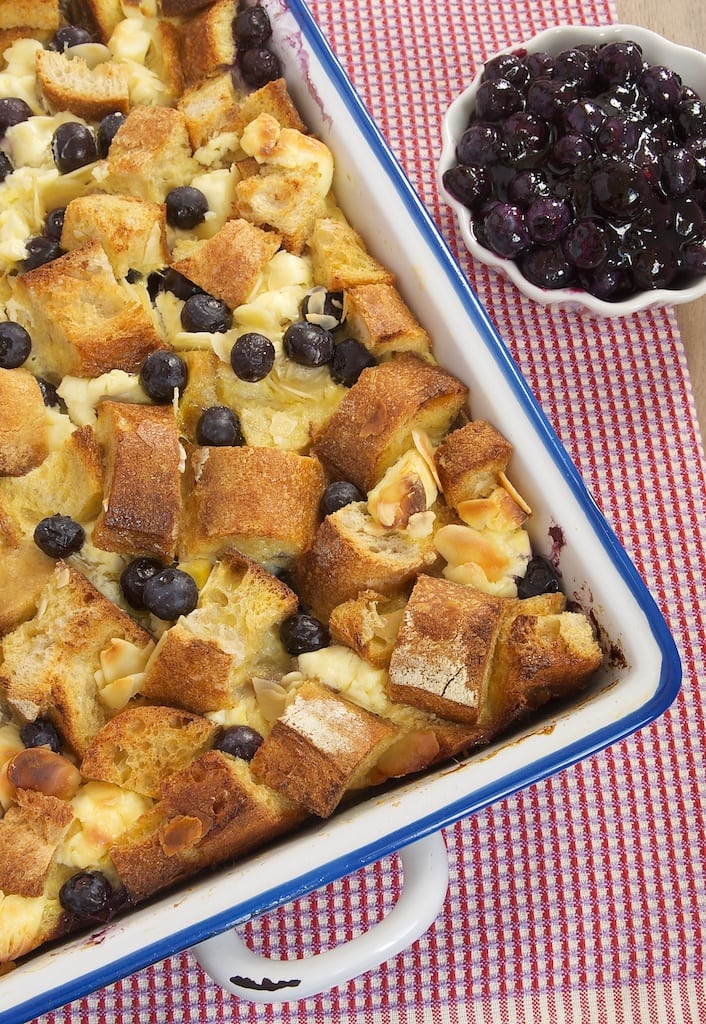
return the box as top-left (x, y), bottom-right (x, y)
top-left (0, 368), bottom-right (48, 478)
top-left (435, 420), bottom-right (514, 508)
top-left (61, 194), bottom-right (169, 279)
top-left (102, 105), bottom-right (196, 202)
top-left (35, 47), bottom-right (130, 121)
top-left (308, 217), bottom-right (395, 291)
top-left (0, 0), bottom-right (59, 31)
top-left (345, 282), bottom-right (432, 359)
top-left (177, 0), bottom-right (238, 87)
top-left (0, 788), bottom-right (74, 897)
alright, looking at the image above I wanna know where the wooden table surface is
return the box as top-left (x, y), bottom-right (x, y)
top-left (615, 0), bottom-right (706, 432)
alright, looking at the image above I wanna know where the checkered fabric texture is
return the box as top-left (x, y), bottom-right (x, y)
top-left (39, 1), bottom-right (706, 1021)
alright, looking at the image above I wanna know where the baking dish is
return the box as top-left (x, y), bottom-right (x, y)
top-left (0, 1), bottom-right (680, 1020)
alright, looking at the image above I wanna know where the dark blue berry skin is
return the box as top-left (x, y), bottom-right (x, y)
top-left (140, 351), bottom-right (188, 403)
top-left (283, 321), bottom-right (334, 367)
top-left (142, 567), bottom-right (199, 620)
top-left (320, 480), bottom-right (364, 517)
top-left (279, 612), bottom-right (330, 655)
top-left (20, 718), bottom-right (61, 753)
top-left (120, 556), bottom-right (165, 610)
top-left (196, 406), bottom-right (245, 446)
top-left (44, 207), bottom-right (66, 241)
top-left (0, 151), bottom-right (13, 181)
top-left (59, 871), bottom-right (113, 918)
top-left (0, 97), bottom-right (32, 138)
top-left (0, 321), bottom-right (31, 368)
top-left (150, 267), bottom-right (204, 301)
top-left (517, 554), bottom-right (561, 598)
top-left (234, 6), bottom-right (272, 49)
top-left (475, 79), bottom-right (524, 122)
top-left (165, 186), bottom-right (209, 230)
top-left (302, 287), bottom-right (346, 330)
top-left (181, 293), bottom-right (232, 334)
top-left (442, 164), bottom-right (492, 210)
top-left (329, 338), bottom-right (376, 387)
top-left (239, 47), bottom-right (281, 88)
top-left (52, 122), bottom-right (97, 173)
top-left (96, 111), bottom-right (126, 158)
top-left (215, 725), bottom-right (263, 761)
top-left (48, 25), bottom-right (93, 51)
top-left (33, 514), bottom-right (85, 559)
top-left (230, 332), bottom-right (275, 381)
top-left (22, 236), bottom-right (63, 271)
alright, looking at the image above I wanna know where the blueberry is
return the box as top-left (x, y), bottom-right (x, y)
top-left (524, 51), bottom-right (554, 80)
top-left (329, 337), bottom-right (376, 387)
top-left (233, 5), bottom-right (272, 49)
top-left (120, 556), bottom-right (165, 610)
top-left (589, 160), bottom-right (648, 219)
top-left (526, 77), bottom-right (576, 122)
top-left (482, 202), bottom-right (530, 258)
top-left (139, 350), bottom-right (188, 403)
top-left (596, 116), bottom-right (639, 158)
top-left (22, 235), bottom-right (63, 271)
top-left (51, 121), bottom-right (97, 173)
top-left (660, 146), bottom-right (697, 197)
top-left (456, 123), bottom-right (505, 166)
top-left (640, 65), bottom-right (683, 115)
top-left (553, 47), bottom-right (597, 90)
top-left (34, 514), bottom-right (85, 559)
top-left (502, 110), bottom-right (550, 163)
top-left (520, 244), bottom-right (574, 290)
top-left (48, 25), bottom-right (93, 51)
top-left (181, 293), bottom-right (232, 333)
top-left (59, 870), bottom-right (113, 918)
top-left (279, 612), bottom-right (330, 655)
top-left (481, 53), bottom-right (530, 88)
top-left (0, 321), bottom-right (31, 368)
top-left (44, 206), bottom-right (66, 241)
top-left (155, 267), bottom-right (204, 301)
top-left (595, 41), bottom-right (644, 85)
top-left (165, 186), bottom-right (209, 230)
top-left (563, 219), bottom-right (609, 270)
top-left (0, 151), bottom-right (13, 182)
top-left (302, 287), bottom-right (346, 331)
top-left (96, 111), bottom-right (126, 158)
top-left (506, 169), bottom-right (551, 207)
top-left (239, 47), bottom-right (281, 88)
top-left (549, 132), bottom-right (594, 171)
top-left (230, 332), bottom-right (275, 381)
top-left (442, 163), bottom-right (492, 210)
top-left (525, 197), bottom-right (571, 244)
top-left (37, 377), bottom-right (62, 407)
top-left (563, 98), bottom-right (606, 137)
top-left (631, 242), bottom-right (678, 289)
top-left (196, 405), bottom-right (244, 446)
top-left (20, 718), bottom-right (61, 753)
top-left (0, 97), bottom-right (32, 137)
top-left (214, 725), bottom-right (263, 761)
top-left (142, 567), bottom-right (199, 620)
top-left (320, 480), bottom-right (364, 517)
top-left (517, 554), bottom-right (561, 598)
top-left (283, 320), bottom-right (334, 366)
top-left (474, 78), bottom-right (524, 122)
top-left (681, 237), bottom-right (706, 276)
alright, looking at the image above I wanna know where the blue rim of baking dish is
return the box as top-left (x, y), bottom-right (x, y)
top-left (2, 2), bottom-right (681, 1021)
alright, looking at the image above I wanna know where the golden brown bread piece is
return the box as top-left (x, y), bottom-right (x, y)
top-left (0, 369), bottom-right (48, 477)
top-left (10, 241), bottom-right (166, 379)
top-left (101, 105), bottom-right (196, 202)
top-left (250, 679), bottom-right (399, 817)
top-left (0, 563), bottom-right (153, 756)
top-left (308, 217), bottom-right (395, 291)
top-left (435, 420), bottom-right (514, 507)
top-left (313, 354), bottom-right (468, 493)
top-left (64, 0), bottom-right (122, 42)
top-left (0, 0), bottom-right (58, 31)
top-left (110, 750), bottom-right (303, 901)
top-left (175, 349), bottom-right (220, 442)
top-left (238, 78), bottom-right (308, 135)
top-left (177, 0), bottom-right (238, 87)
top-left (92, 401), bottom-right (183, 561)
top-left (159, 0), bottom-right (214, 16)
top-left (80, 705), bottom-right (217, 799)
top-left (177, 70), bottom-right (244, 150)
top-left (61, 194), bottom-right (170, 279)
top-left (328, 589), bottom-right (407, 668)
top-left (295, 501), bottom-right (437, 622)
top-left (35, 48), bottom-right (130, 121)
top-left (0, 788), bottom-right (74, 897)
top-left (345, 282), bottom-right (432, 359)
top-left (0, 541), bottom-right (55, 636)
top-left (388, 574), bottom-right (507, 725)
top-left (170, 219), bottom-right (282, 310)
top-left (141, 548), bottom-right (297, 712)
top-left (179, 445), bottom-right (325, 567)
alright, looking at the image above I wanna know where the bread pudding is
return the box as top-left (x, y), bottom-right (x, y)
top-left (0, 0), bottom-right (603, 967)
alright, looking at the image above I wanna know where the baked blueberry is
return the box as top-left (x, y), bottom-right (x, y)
top-left (140, 350), bottom-right (188, 402)
top-left (302, 286), bottom-right (346, 331)
top-left (120, 556), bottom-right (165, 610)
top-left (0, 97), bottom-right (32, 137)
top-left (51, 121), bottom-right (97, 173)
top-left (283, 320), bottom-right (334, 366)
top-left (22, 235), bottom-right (63, 271)
top-left (34, 514), bottom-right (85, 559)
top-left (154, 267), bottom-right (204, 301)
top-left (37, 377), bottom-right (62, 407)
top-left (196, 405), bottom-right (245, 446)
top-left (279, 611), bottom-right (330, 655)
top-left (142, 567), bottom-right (199, 620)
top-left (239, 47), bottom-right (281, 88)
top-left (329, 337), bottom-right (376, 387)
top-left (0, 151), bottom-right (12, 182)
top-left (214, 725), bottom-right (263, 761)
top-left (181, 293), bottom-right (232, 333)
top-left (59, 870), bottom-right (113, 918)
top-left (442, 163), bottom-right (492, 210)
top-left (320, 480), bottom-right (364, 517)
top-left (230, 332), bottom-right (275, 381)
top-left (20, 718), bottom-right (61, 753)
top-left (165, 186), bottom-right (209, 230)
top-left (233, 5), bottom-right (272, 49)
top-left (48, 25), bottom-right (93, 51)
top-left (96, 111), bottom-right (126, 158)
top-left (0, 321), bottom-right (31, 368)
top-left (517, 554), bottom-right (561, 598)
top-left (44, 207), bottom-right (66, 241)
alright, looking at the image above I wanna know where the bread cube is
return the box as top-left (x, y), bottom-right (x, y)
top-left (61, 194), bottom-right (169, 279)
top-left (81, 705), bottom-right (217, 799)
top-left (0, 540), bottom-right (54, 636)
top-left (0, 789), bottom-right (73, 897)
top-left (0, 368), bottom-right (48, 476)
top-left (434, 420), bottom-right (514, 507)
top-left (102, 106), bottom-right (196, 202)
top-left (179, 445), bottom-right (325, 568)
top-left (178, 70), bottom-right (244, 150)
top-left (178, 0), bottom-right (237, 87)
top-left (10, 241), bottom-right (165, 378)
top-left (0, 0), bottom-right (58, 31)
top-left (35, 48), bottom-right (129, 121)
top-left (170, 219), bottom-right (282, 311)
top-left (92, 401), bottom-right (182, 561)
top-left (64, 0), bottom-right (122, 42)
top-left (294, 501), bottom-right (437, 622)
top-left (328, 589), bottom-right (407, 668)
top-left (313, 354), bottom-right (468, 493)
top-left (141, 549), bottom-right (298, 712)
top-left (388, 574), bottom-right (507, 724)
top-left (0, 563), bottom-right (153, 756)
top-left (345, 282), bottom-right (432, 358)
top-left (251, 680), bottom-right (399, 816)
top-left (309, 217), bottom-right (394, 290)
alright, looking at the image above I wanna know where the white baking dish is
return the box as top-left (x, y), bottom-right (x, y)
top-left (0, 2), bottom-right (680, 1020)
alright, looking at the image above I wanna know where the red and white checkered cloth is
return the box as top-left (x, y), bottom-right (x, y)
top-left (42, 1), bottom-right (706, 1021)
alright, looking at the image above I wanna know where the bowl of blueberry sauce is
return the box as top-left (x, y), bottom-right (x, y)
top-left (439, 24), bottom-right (706, 315)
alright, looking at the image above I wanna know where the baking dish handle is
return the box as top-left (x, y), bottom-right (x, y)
top-left (191, 830), bottom-right (448, 1004)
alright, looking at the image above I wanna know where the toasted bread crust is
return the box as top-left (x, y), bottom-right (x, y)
top-left (435, 420), bottom-right (514, 507)
top-left (35, 48), bottom-right (129, 121)
top-left (0, 369), bottom-right (48, 477)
